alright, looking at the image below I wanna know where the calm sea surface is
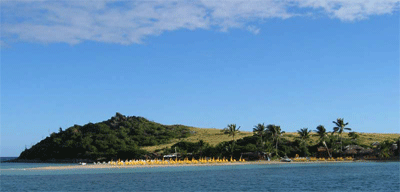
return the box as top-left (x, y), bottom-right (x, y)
top-left (1, 158), bottom-right (399, 191)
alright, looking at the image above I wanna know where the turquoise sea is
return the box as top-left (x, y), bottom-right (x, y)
top-left (1, 158), bottom-right (399, 191)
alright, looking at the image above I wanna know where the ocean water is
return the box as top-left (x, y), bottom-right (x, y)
top-left (0, 157), bottom-right (77, 170)
top-left (1, 161), bottom-right (399, 191)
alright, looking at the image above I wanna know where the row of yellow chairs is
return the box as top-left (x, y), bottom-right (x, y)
top-left (293, 157), bottom-right (309, 162)
top-left (293, 156), bottom-right (353, 162)
top-left (109, 157), bottom-right (246, 166)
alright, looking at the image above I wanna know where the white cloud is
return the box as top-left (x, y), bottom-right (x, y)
top-left (1, 0), bottom-right (399, 45)
top-left (294, 0), bottom-right (400, 21)
top-left (246, 25), bottom-right (261, 35)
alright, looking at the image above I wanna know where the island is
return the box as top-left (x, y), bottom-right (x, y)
top-left (8, 113), bottom-right (400, 166)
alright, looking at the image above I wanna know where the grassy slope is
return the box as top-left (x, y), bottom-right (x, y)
top-left (142, 127), bottom-right (252, 152)
top-left (142, 127), bottom-right (400, 152)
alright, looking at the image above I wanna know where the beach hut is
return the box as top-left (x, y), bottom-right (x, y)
top-left (344, 145), bottom-right (366, 158)
top-left (163, 153), bottom-right (179, 160)
top-left (358, 148), bottom-right (375, 158)
top-left (317, 147), bottom-right (332, 158)
top-left (343, 148), bottom-right (357, 157)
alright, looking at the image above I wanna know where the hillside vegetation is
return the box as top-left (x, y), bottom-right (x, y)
top-left (19, 113), bottom-right (191, 160)
top-left (17, 114), bottom-right (399, 161)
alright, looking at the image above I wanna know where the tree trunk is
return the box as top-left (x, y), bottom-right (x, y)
top-left (231, 135), bottom-right (235, 158)
top-left (276, 138), bottom-right (279, 157)
top-left (323, 141), bottom-right (332, 158)
top-left (340, 134), bottom-right (343, 154)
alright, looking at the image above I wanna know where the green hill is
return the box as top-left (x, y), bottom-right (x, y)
top-left (18, 113), bottom-right (191, 161)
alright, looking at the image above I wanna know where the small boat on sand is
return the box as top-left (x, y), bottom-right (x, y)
top-left (281, 156), bottom-right (292, 162)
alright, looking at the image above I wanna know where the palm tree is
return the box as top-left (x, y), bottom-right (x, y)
top-left (253, 123), bottom-right (266, 151)
top-left (314, 125), bottom-right (332, 157)
top-left (266, 124), bottom-right (285, 157)
top-left (297, 128), bottom-right (312, 157)
top-left (314, 125), bottom-right (327, 144)
top-left (222, 124), bottom-right (240, 158)
top-left (333, 118), bottom-right (351, 153)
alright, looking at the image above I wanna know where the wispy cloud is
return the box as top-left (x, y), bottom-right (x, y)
top-left (294, 0), bottom-right (400, 21)
top-left (1, 0), bottom-right (399, 45)
top-left (246, 25), bottom-right (261, 35)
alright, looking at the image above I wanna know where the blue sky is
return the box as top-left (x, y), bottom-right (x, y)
top-left (1, 0), bottom-right (399, 157)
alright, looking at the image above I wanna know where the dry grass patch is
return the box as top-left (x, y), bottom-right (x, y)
top-left (355, 133), bottom-right (399, 146)
top-left (142, 127), bottom-right (253, 152)
top-left (142, 127), bottom-right (399, 152)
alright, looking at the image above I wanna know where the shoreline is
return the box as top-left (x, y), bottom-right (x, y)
top-left (25, 160), bottom-right (357, 170)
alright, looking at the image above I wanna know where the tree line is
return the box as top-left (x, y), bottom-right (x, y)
top-left (166, 118), bottom-right (399, 160)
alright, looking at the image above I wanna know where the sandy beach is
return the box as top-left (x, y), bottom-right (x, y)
top-left (27, 160), bottom-right (354, 170)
